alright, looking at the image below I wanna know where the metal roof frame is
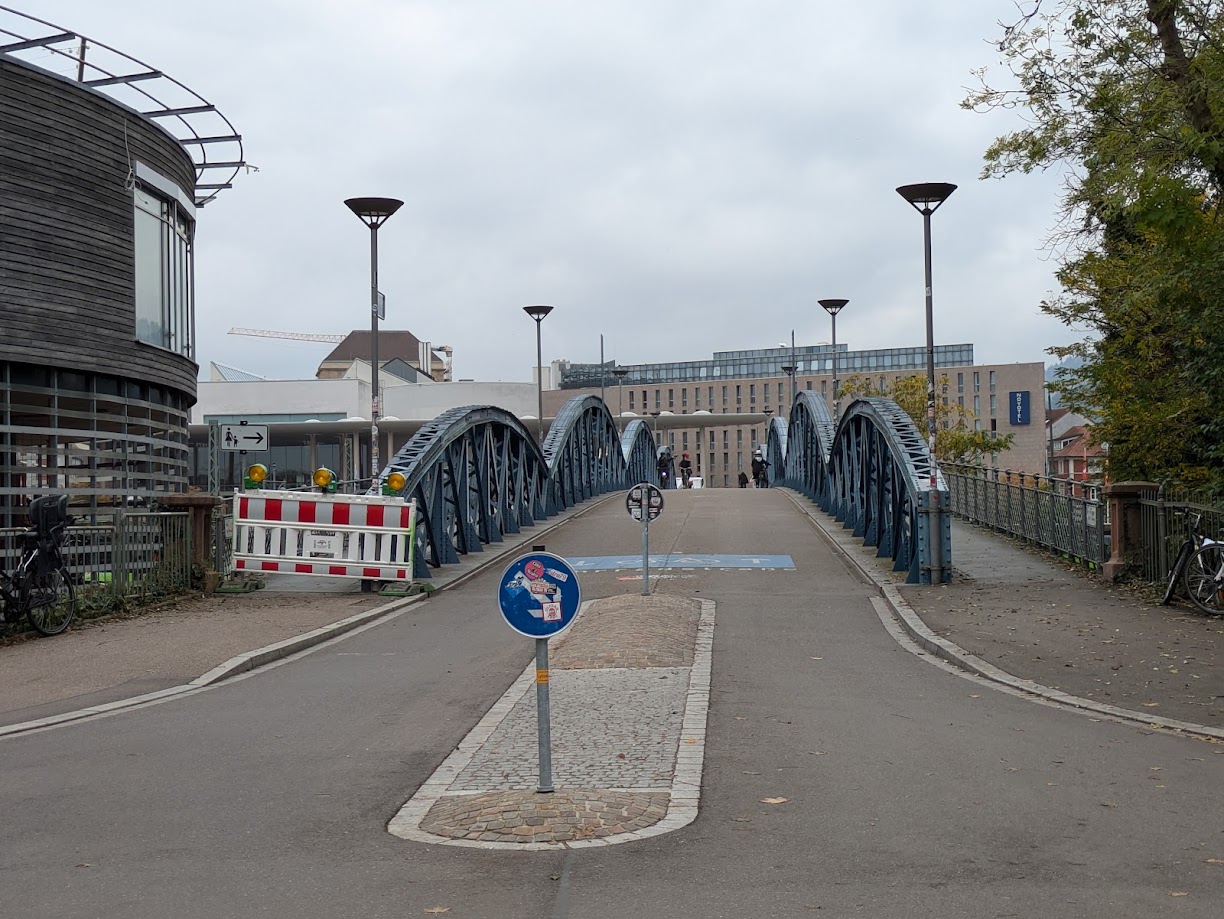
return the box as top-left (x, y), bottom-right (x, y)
top-left (0, 5), bottom-right (244, 206)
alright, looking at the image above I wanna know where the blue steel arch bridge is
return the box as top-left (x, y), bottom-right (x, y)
top-left (372, 392), bottom-right (951, 584)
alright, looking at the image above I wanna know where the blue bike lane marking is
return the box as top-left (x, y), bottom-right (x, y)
top-left (565, 554), bottom-right (794, 570)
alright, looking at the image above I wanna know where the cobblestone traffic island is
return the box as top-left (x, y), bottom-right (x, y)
top-left (420, 790), bottom-right (671, 844)
top-left (388, 594), bottom-right (714, 849)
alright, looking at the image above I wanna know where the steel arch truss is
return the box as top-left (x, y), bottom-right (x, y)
top-left (541, 396), bottom-right (635, 512)
top-left (764, 416), bottom-right (789, 488)
top-left (777, 392), bottom-right (835, 504)
top-left (821, 398), bottom-right (951, 584)
top-left (375, 397), bottom-right (646, 579)
top-left (620, 419), bottom-right (658, 487)
top-left (377, 406), bottom-right (552, 577)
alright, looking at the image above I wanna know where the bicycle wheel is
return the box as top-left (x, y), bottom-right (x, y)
top-left (26, 566), bottom-right (76, 636)
top-left (1162, 541), bottom-right (1193, 605)
top-left (1183, 544), bottom-right (1224, 616)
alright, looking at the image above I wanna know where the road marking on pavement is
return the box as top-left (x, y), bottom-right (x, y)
top-left (567, 554), bottom-right (794, 570)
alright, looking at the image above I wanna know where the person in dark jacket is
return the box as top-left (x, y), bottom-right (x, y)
top-left (751, 450), bottom-right (769, 488)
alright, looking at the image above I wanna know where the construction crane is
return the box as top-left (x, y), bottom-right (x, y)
top-left (228, 328), bottom-right (346, 343)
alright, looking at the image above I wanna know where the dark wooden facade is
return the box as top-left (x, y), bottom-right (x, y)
top-left (0, 57), bottom-right (198, 398)
top-left (1, 56), bottom-right (201, 525)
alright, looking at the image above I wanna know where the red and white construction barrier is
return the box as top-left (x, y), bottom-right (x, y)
top-left (233, 491), bottom-right (417, 580)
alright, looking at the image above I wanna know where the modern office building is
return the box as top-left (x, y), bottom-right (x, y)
top-left (544, 344), bottom-right (1048, 487)
top-left (0, 10), bottom-right (244, 527)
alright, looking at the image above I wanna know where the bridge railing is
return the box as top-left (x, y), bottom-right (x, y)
top-left (1136, 486), bottom-right (1224, 585)
top-left (943, 464), bottom-right (1109, 570)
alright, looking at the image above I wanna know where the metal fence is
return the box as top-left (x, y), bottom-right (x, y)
top-left (943, 464), bottom-right (1110, 570)
top-left (1136, 487), bottom-right (1224, 585)
top-left (1, 511), bottom-right (193, 611)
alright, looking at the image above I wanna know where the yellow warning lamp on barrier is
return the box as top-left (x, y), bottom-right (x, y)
top-left (244, 463), bottom-right (268, 490)
top-left (382, 471), bottom-right (407, 496)
top-left (312, 467), bottom-right (338, 493)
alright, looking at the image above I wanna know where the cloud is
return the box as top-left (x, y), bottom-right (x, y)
top-left (35, 0), bottom-right (1081, 382)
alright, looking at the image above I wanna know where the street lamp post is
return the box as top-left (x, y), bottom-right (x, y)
top-left (818, 299), bottom-right (849, 422)
top-left (897, 181), bottom-right (956, 584)
top-left (344, 197), bottom-right (403, 486)
top-left (612, 367), bottom-right (629, 421)
top-left (523, 305), bottom-right (554, 444)
top-left (780, 365), bottom-right (796, 420)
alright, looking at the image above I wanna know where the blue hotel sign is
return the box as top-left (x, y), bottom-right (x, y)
top-left (1010, 391), bottom-right (1031, 425)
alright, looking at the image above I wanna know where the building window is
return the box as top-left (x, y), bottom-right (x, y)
top-left (735, 385), bottom-right (741, 407)
top-left (692, 388), bottom-right (698, 408)
top-left (957, 372), bottom-right (964, 393)
top-left (974, 395), bottom-right (981, 415)
top-left (989, 370), bottom-right (997, 391)
top-left (973, 371), bottom-right (980, 392)
top-left (133, 183), bottom-right (194, 358)
top-left (668, 388), bottom-right (674, 409)
top-left (654, 390), bottom-right (661, 410)
top-left (990, 394), bottom-right (997, 416)
top-left (629, 391), bottom-right (634, 410)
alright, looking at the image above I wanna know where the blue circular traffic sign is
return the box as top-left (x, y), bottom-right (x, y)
top-left (498, 551), bottom-right (582, 639)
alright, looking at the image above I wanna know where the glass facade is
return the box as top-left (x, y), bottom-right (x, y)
top-left (560, 343), bottom-right (974, 389)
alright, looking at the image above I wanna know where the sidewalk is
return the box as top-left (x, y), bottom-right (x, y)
top-left (804, 502), bottom-right (1224, 732)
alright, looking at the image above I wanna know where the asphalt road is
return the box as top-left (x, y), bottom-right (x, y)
top-left (2, 490), bottom-right (1223, 918)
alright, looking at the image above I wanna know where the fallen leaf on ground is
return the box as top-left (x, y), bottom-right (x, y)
top-left (1101, 801), bottom-right (1117, 808)
top-left (810, 657), bottom-right (823, 660)
top-left (1205, 858), bottom-right (1224, 865)
top-left (424, 909), bottom-right (452, 915)
top-left (732, 816), bottom-right (751, 822)
top-left (969, 694), bottom-right (980, 699)
top-left (807, 751), bottom-right (827, 756)
top-left (761, 797), bottom-right (789, 804)
top-left (1169, 891), bottom-right (1188, 897)
top-left (1142, 702), bottom-right (1160, 708)
top-left (743, 771), bottom-right (761, 775)
top-left (684, 738), bottom-right (698, 744)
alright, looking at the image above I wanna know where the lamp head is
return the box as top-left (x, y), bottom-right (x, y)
top-left (344, 197), bottom-right (404, 228)
top-left (819, 298), bottom-right (849, 317)
top-left (612, 368), bottom-right (629, 380)
top-left (895, 183), bottom-right (957, 214)
top-left (780, 364), bottom-right (796, 375)
top-left (523, 304), bottom-right (555, 322)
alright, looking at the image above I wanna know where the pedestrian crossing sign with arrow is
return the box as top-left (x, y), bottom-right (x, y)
top-left (220, 423), bottom-right (269, 452)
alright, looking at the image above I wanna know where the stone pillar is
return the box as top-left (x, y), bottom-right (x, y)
top-left (160, 493), bottom-right (224, 586)
top-left (1102, 481), bottom-right (1156, 582)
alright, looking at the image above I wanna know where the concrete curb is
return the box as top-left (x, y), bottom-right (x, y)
top-left (0, 494), bottom-right (615, 740)
top-left (784, 489), bottom-right (1224, 743)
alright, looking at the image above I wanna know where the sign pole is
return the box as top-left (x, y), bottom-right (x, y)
top-left (535, 636), bottom-right (554, 793)
top-left (497, 545), bottom-right (579, 796)
top-left (641, 504), bottom-right (650, 596)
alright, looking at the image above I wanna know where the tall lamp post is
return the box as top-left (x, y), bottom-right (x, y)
top-left (780, 365), bottom-right (796, 420)
top-left (344, 196), bottom-right (404, 486)
top-left (818, 298), bottom-right (849, 422)
top-left (612, 367), bottom-right (629, 421)
top-left (897, 181), bottom-right (956, 584)
top-left (523, 305), bottom-right (554, 444)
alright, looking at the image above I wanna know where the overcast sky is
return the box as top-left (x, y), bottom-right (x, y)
top-left (29, 0), bottom-right (1078, 383)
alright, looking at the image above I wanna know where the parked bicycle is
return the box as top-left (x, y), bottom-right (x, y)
top-left (0, 494), bottom-right (77, 636)
top-left (1161, 511), bottom-right (1223, 615)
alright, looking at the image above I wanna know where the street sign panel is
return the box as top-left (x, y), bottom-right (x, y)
top-left (498, 551), bottom-right (582, 639)
top-left (220, 423), bottom-right (268, 452)
top-left (625, 482), bottom-right (663, 521)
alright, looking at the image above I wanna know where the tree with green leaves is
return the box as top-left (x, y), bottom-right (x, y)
top-left (964, 0), bottom-right (1224, 490)
top-left (840, 373), bottom-right (1016, 463)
